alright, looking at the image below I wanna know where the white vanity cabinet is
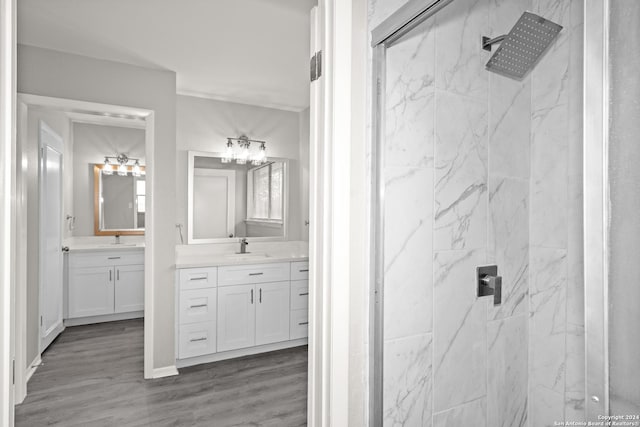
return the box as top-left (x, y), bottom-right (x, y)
top-left (289, 261), bottom-right (309, 340)
top-left (217, 262), bottom-right (291, 351)
top-left (176, 260), bottom-right (308, 367)
top-left (68, 250), bottom-right (144, 319)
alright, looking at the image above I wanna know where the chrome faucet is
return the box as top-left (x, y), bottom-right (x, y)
top-left (239, 238), bottom-right (249, 254)
top-left (114, 234), bottom-right (121, 245)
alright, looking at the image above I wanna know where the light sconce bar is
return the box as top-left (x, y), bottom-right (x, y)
top-left (103, 153), bottom-right (144, 177)
top-left (222, 135), bottom-right (268, 166)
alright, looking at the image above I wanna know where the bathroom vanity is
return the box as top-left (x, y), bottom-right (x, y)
top-left (174, 244), bottom-right (309, 368)
top-left (64, 243), bottom-right (145, 326)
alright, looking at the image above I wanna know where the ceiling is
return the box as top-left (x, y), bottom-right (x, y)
top-left (18, 0), bottom-right (315, 111)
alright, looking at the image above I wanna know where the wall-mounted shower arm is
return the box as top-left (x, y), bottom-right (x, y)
top-left (481, 35), bottom-right (506, 51)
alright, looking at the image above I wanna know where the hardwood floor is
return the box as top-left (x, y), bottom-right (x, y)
top-left (15, 319), bottom-right (308, 426)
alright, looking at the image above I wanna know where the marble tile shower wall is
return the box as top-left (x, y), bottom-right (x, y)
top-left (371, 0), bottom-right (585, 425)
top-left (529, 0), bottom-right (585, 426)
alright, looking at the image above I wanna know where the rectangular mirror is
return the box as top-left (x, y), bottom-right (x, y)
top-left (187, 151), bottom-right (289, 243)
top-left (93, 164), bottom-right (145, 235)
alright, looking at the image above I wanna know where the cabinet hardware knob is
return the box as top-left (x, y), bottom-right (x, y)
top-left (190, 304), bottom-right (207, 309)
top-left (299, 292), bottom-right (309, 296)
top-left (249, 272), bottom-right (264, 276)
top-left (299, 269), bottom-right (309, 272)
top-left (108, 257), bottom-right (121, 260)
top-left (298, 322), bottom-right (309, 325)
top-left (259, 288), bottom-right (262, 303)
top-left (250, 289), bottom-right (254, 304)
top-left (189, 277), bottom-right (207, 281)
top-left (190, 337), bottom-right (207, 342)
top-left (109, 270), bottom-right (112, 281)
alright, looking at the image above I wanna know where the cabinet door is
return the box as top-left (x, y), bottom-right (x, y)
top-left (255, 281), bottom-right (290, 346)
top-left (217, 284), bottom-right (255, 352)
top-left (68, 266), bottom-right (115, 318)
top-left (114, 264), bottom-right (144, 313)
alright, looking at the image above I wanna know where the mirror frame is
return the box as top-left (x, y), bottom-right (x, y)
top-left (187, 150), bottom-right (290, 244)
top-left (93, 164), bottom-right (146, 236)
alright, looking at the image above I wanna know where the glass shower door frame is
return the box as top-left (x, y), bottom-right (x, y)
top-left (369, 0), bottom-right (454, 425)
top-left (583, 0), bottom-right (610, 420)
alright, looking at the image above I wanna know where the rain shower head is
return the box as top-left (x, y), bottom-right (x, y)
top-left (482, 11), bottom-right (562, 80)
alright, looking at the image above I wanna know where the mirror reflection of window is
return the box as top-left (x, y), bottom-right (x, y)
top-left (135, 178), bottom-right (145, 228)
top-left (248, 161), bottom-right (284, 222)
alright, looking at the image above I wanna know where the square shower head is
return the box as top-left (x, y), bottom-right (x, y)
top-left (485, 11), bottom-right (563, 80)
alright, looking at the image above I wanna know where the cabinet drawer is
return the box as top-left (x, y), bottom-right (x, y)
top-left (290, 309), bottom-right (309, 340)
top-left (218, 263), bottom-right (290, 286)
top-left (290, 280), bottom-right (309, 311)
top-left (69, 251), bottom-right (144, 268)
top-left (290, 261), bottom-right (309, 281)
top-left (178, 322), bottom-right (216, 359)
top-left (179, 267), bottom-right (218, 290)
top-left (179, 288), bottom-right (217, 325)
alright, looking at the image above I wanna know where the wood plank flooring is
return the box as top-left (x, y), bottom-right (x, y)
top-left (15, 319), bottom-right (308, 427)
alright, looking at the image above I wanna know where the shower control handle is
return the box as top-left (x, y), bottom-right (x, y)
top-left (477, 265), bottom-right (502, 306)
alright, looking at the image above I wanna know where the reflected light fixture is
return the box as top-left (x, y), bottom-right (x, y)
top-left (103, 153), bottom-right (144, 177)
top-left (222, 135), bottom-right (268, 166)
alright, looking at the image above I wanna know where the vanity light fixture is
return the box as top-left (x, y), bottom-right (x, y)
top-left (222, 135), bottom-right (268, 166)
top-left (102, 153), bottom-right (144, 177)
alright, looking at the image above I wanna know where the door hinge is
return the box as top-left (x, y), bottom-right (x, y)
top-left (12, 359), bottom-right (15, 385)
top-left (40, 315), bottom-right (43, 326)
top-left (310, 50), bottom-right (323, 82)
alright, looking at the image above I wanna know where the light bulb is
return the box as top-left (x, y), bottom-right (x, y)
top-left (237, 142), bottom-right (249, 165)
top-left (118, 162), bottom-right (128, 176)
top-left (132, 161), bottom-right (141, 177)
top-left (103, 159), bottom-right (113, 175)
top-left (222, 139), bottom-right (234, 164)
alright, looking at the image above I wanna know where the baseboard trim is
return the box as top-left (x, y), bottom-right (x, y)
top-left (64, 311), bottom-right (143, 327)
top-left (25, 354), bottom-right (42, 384)
top-left (176, 338), bottom-right (308, 369)
top-left (151, 365), bottom-right (179, 379)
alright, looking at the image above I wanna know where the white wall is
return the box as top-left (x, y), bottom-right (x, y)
top-left (71, 122), bottom-right (145, 236)
top-left (176, 94), bottom-right (308, 241)
top-left (18, 45), bottom-right (177, 371)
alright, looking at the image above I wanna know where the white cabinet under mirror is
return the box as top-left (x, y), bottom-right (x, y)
top-left (175, 260), bottom-right (308, 367)
top-left (67, 249), bottom-right (144, 324)
top-left (187, 151), bottom-right (290, 243)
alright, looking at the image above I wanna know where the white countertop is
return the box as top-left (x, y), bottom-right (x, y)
top-left (64, 236), bottom-right (145, 252)
top-left (175, 241), bottom-right (309, 269)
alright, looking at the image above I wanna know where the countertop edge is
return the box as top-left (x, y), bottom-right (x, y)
top-left (175, 256), bottom-right (309, 269)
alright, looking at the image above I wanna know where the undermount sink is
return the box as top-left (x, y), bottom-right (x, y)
top-left (223, 252), bottom-right (270, 259)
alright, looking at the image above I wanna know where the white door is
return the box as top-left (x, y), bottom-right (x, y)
top-left (192, 169), bottom-right (236, 239)
top-left (68, 266), bottom-right (115, 318)
top-left (39, 121), bottom-right (64, 352)
top-left (114, 264), bottom-right (144, 313)
top-left (217, 284), bottom-right (255, 352)
top-left (255, 281), bottom-right (290, 346)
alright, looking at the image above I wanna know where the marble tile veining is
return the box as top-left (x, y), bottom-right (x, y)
top-left (434, 91), bottom-right (488, 250)
top-left (433, 397), bottom-right (486, 427)
top-left (383, 334), bottom-right (433, 427)
top-left (435, 0), bottom-right (489, 99)
top-left (487, 315), bottom-right (528, 427)
top-left (529, 248), bottom-right (567, 395)
top-left (385, 18), bottom-right (436, 169)
top-left (530, 386), bottom-right (565, 427)
top-left (488, 177), bottom-right (529, 320)
top-left (433, 249), bottom-right (487, 412)
top-left (384, 167), bottom-right (434, 339)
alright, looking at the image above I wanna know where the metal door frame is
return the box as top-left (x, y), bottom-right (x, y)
top-left (369, 1), bottom-right (454, 424)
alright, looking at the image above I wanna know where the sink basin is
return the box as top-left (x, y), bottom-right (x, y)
top-left (223, 252), bottom-right (270, 260)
